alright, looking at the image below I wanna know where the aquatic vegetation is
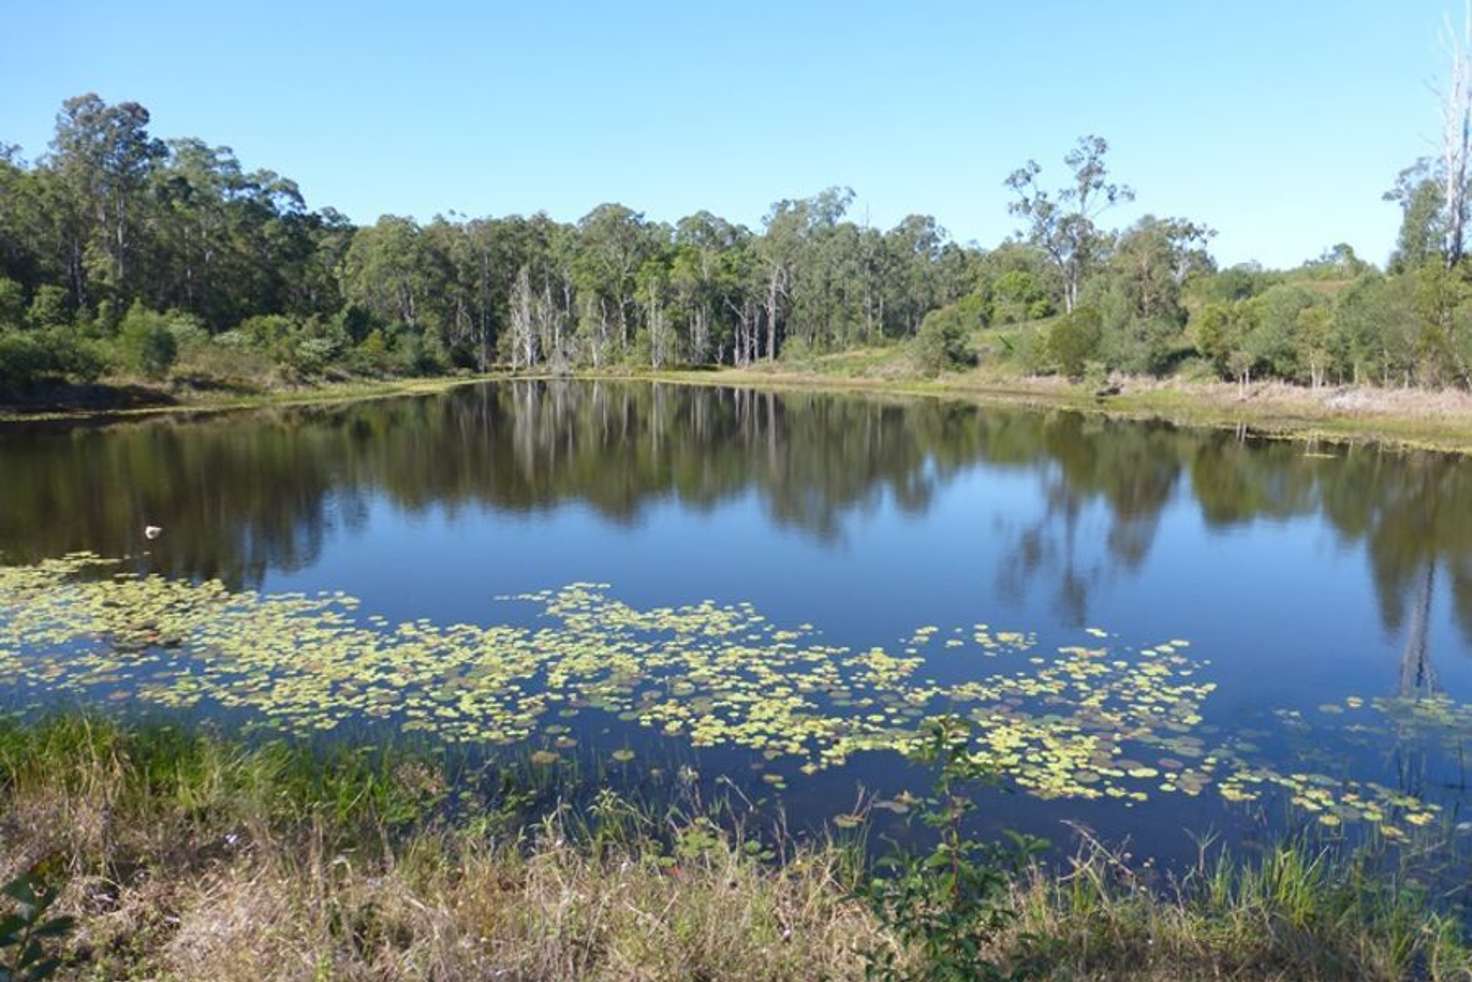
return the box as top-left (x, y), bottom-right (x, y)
top-left (0, 553), bottom-right (1451, 835)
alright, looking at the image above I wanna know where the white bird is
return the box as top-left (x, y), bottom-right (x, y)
top-left (144, 525), bottom-right (162, 540)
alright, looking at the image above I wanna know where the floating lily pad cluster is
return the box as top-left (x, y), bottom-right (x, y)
top-left (0, 553), bottom-right (1446, 832)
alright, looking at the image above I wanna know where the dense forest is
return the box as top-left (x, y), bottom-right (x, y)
top-left (0, 93), bottom-right (1467, 393)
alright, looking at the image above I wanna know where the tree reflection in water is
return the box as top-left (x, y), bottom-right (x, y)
top-left (1, 380), bottom-right (1470, 661)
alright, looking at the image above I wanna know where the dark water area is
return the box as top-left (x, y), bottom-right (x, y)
top-left (3, 380), bottom-right (1472, 866)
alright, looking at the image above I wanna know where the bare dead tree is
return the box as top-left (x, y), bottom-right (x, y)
top-left (509, 265), bottom-right (536, 369)
top-left (1440, 2), bottom-right (1472, 266)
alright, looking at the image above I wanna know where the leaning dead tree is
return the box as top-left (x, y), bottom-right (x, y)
top-left (1440, 3), bottom-right (1472, 266)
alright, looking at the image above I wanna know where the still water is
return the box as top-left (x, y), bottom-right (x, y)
top-left (2, 380), bottom-right (1470, 862)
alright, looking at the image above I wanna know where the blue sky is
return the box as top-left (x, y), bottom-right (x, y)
top-left (0, 1), bottom-right (1453, 267)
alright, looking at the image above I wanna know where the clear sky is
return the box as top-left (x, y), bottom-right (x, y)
top-left (0, 1), bottom-right (1454, 268)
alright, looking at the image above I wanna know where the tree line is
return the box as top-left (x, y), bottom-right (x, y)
top-left (0, 75), bottom-right (1469, 392)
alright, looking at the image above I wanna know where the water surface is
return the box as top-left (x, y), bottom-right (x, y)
top-left (3, 380), bottom-right (1470, 861)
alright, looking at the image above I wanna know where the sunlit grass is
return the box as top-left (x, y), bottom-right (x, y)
top-left (0, 714), bottom-right (1467, 979)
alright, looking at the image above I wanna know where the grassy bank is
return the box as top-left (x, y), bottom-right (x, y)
top-left (1, 715), bottom-right (1466, 980)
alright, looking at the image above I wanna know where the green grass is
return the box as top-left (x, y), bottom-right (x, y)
top-left (0, 713), bottom-right (1467, 979)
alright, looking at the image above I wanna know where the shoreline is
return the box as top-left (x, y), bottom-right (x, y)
top-left (622, 365), bottom-right (1472, 455)
top-left (0, 713), bottom-right (1460, 980)
top-left (5, 364), bottom-right (1472, 455)
top-left (0, 374), bottom-right (487, 424)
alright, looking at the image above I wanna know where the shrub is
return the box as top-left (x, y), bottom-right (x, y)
top-left (0, 333), bottom-right (48, 388)
top-left (166, 314), bottom-right (210, 351)
top-left (1047, 307), bottom-right (1103, 380)
top-left (401, 331), bottom-right (447, 376)
top-left (237, 314), bottom-right (297, 350)
top-left (779, 334), bottom-right (817, 365)
top-left (118, 303), bottom-right (179, 379)
top-left (288, 336), bottom-right (340, 377)
top-left (0, 328), bottom-right (106, 389)
top-left (1010, 326), bottom-right (1051, 375)
top-left (914, 306), bottom-right (973, 376)
top-left (353, 329), bottom-right (391, 374)
top-left (859, 717), bottom-right (1045, 981)
top-left (26, 285), bottom-right (69, 330)
top-left (0, 278), bottom-right (24, 327)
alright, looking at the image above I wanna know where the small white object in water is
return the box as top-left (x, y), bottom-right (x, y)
top-left (144, 525), bottom-right (162, 540)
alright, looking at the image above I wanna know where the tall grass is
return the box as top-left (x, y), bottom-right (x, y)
top-left (0, 714), bottom-right (1466, 980)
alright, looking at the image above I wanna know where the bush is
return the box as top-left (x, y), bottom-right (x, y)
top-left (288, 336), bottom-right (340, 377)
top-left (1047, 307), bottom-right (1103, 380)
top-left (237, 314), bottom-right (298, 350)
top-left (401, 331), bottom-right (448, 376)
top-left (26, 285), bottom-right (69, 330)
top-left (1102, 315), bottom-right (1191, 377)
top-left (166, 314), bottom-right (210, 351)
top-left (118, 303), bottom-right (179, 379)
top-left (352, 329), bottom-right (391, 374)
top-left (779, 334), bottom-right (817, 365)
top-left (0, 278), bottom-right (24, 327)
top-left (0, 328), bottom-right (106, 389)
top-left (1010, 326), bottom-right (1051, 375)
top-left (0, 333), bottom-right (48, 388)
top-left (913, 306), bottom-right (973, 375)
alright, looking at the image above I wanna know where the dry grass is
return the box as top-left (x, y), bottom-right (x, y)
top-left (1, 716), bottom-right (1468, 980)
top-left (153, 820), bottom-right (885, 981)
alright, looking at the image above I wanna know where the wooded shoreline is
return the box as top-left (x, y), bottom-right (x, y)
top-left (6, 365), bottom-right (1472, 455)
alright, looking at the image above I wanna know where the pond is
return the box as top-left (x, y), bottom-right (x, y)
top-left (2, 379), bottom-right (1471, 864)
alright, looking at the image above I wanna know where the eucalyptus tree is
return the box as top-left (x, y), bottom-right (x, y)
top-left (1107, 216), bottom-right (1216, 323)
top-left (1005, 135), bottom-right (1134, 313)
top-left (756, 198), bottom-right (807, 359)
top-left (670, 211), bottom-right (751, 362)
top-left (884, 214), bottom-right (947, 336)
top-left (1384, 159), bottom-right (1446, 272)
top-left (574, 203), bottom-right (656, 358)
top-left (339, 215), bottom-right (439, 331)
top-left (46, 94), bottom-right (167, 305)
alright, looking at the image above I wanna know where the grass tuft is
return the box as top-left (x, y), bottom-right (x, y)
top-left (0, 714), bottom-right (1466, 979)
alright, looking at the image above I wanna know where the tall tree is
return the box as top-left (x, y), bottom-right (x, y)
top-left (1005, 135), bottom-right (1134, 313)
top-left (1439, 10), bottom-right (1472, 266)
top-left (47, 94), bottom-right (166, 304)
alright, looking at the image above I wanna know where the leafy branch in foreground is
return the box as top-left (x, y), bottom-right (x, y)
top-left (859, 715), bottom-right (1047, 982)
top-left (0, 867), bottom-right (73, 982)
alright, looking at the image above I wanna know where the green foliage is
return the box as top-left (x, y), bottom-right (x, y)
top-left (401, 330), bottom-right (448, 376)
top-left (914, 305), bottom-right (974, 375)
top-left (165, 313), bottom-right (209, 351)
top-left (353, 329), bottom-right (391, 374)
top-left (1008, 326), bottom-right (1051, 375)
top-left (25, 287), bottom-right (68, 331)
top-left (1104, 315), bottom-right (1191, 376)
top-left (1385, 160), bottom-right (1445, 273)
top-left (860, 716), bottom-right (1046, 981)
top-left (777, 333), bottom-right (818, 365)
top-left (118, 303), bottom-right (178, 379)
top-left (0, 279), bottom-right (24, 328)
top-left (0, 867), bottom-right (74, 981)
top-left (1046, 307), bottom-right (1102, 380)
top-left (0, 329), bottom-right (106, 388)
top-left (1, 91), bottom-right (1471, 393)
top-left (989, 271), bottom-right (1051, 325)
